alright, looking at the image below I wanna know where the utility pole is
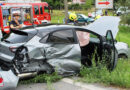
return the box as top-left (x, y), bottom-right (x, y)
top-left (64, 0), bottom-right (68, 24)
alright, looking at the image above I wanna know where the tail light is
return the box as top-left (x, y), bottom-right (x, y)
top-left (9, 46), bottom-right (17, 53)
top-left (0, 77), bottom-right (4, 87)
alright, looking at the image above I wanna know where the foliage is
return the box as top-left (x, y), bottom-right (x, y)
top-left (80, 59), bottom-right (130, 88)
top-left (42, 0), bottom-right (94, 10)
top-left (116, 26), bottom-right (130, 46)
top-left (68, 4), bottom-right (82, 10)
top-left (43, 0), bottom-right (64, 9)
top-left (116, 0), bottom-right (130, 25)
top-left (121, 14), bottom-right (130, 25)
top-left (20, 72), bottom-right (62, 84)
top-left (83, 0), bottom-right (93, 10)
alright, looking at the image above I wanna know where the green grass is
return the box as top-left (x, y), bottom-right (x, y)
top-left (51, 9), bottom-right (94, 24)
top-left (19, 72), bottom-right (61, 90)
top-left (20, 72), bottom-right (61, 84)
top-left (80, 60), bottom-right (130, 88)
top-left (116, 26), bottom-right (130, 46)
top-left (50, 9), bottom-right (115, 24)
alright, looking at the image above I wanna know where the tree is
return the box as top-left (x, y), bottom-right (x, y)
top-left (42, 0), bottom-right (64, 9)
top-left (83, 0), bottom-right (93, 10)
top-left (117, 0), bottom-right (130, 25)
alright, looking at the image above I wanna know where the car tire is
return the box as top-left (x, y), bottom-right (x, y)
top-left (118, 54), bottom-right (128, 59)
top-left (117, 12), bottom-right (121, 16)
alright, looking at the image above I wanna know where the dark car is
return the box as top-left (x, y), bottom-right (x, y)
top-left (0, 16), bottom-right (120, 90)
top-left (77, 14), bottom-right (94, 24)
top-left (64, 14), bottom-right (94, 25)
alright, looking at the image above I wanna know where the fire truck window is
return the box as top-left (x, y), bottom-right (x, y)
top-left (23, 8), bottom-right (31, 21)
top-left (34, 6), bottom-right (39, 15)
top-left (44, 6), bottom-right (49, 13)
top-left (40, 6), bottom-right (43, 14)
top-left (2, 9), bottom-right (10, 26)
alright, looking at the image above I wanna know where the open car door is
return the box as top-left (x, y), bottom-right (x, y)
top-left (105, 30), bottom-right (118, 71)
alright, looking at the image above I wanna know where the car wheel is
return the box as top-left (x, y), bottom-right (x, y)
top-left (118, 54), bottom-right (128, 59)
top-left (117, 12), bottom-right (121, 16)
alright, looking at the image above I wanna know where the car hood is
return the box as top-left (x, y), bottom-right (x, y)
top-left (85, 16), bottom-right (120, 38)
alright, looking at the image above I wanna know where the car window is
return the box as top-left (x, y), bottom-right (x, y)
top-left (76, 30), bottom-right (100, 47)
top-left (40, 30), bottom-right (75, 44)
top-left (76, 31), bottom-right (90, 47)
top-left (5, 33), bottom-right (29, 43)
top-left (77, 15), bottom-right (83, 18)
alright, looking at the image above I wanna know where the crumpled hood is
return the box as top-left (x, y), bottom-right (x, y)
top-left (85, 16), bottom-right (120, 38)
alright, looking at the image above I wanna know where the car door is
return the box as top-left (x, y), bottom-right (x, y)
top-left (105, 30), bottom-right (118, 71)
top-left (40, 29), bottom-right (81, 75)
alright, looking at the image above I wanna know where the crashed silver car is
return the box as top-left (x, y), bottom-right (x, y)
top-left (0, 16), bottom-right (120, 89)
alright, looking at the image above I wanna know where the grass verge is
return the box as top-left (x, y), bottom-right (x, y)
top-left (20, 72), bottom-right (62, 84)
top-left (79, 59), bottom-right (130, 88)
top-left (116, 26), bottom-right (130, 46)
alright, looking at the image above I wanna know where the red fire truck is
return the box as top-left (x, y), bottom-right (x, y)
top-left (0, 2), bottom-right (51, 34)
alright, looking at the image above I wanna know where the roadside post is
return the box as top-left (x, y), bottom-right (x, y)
top-left (64, 0), bottom-right (68, 24)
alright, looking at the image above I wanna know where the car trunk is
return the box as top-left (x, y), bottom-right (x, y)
top-left (0, 29), bottom-right (36, 62)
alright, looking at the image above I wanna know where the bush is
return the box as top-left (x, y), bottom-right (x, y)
top-left (20, 72), bottom-right (62, 84)
top-left (68, 4), bottom-right (82, 10)
top-left (83, 0), bottom-right (93, 10)
top-left (80, 60), bottom-right (130, 88)
top-left (121, 14), bottom-right (130, 25)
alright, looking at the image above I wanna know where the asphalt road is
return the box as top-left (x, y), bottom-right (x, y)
top-left (16, 78), bottom-right (119, 90)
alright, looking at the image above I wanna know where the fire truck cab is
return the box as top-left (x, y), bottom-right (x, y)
top-left (31, 3), bottom-right (51, 24)
top-left (0, 2), bottom-right (51, 34)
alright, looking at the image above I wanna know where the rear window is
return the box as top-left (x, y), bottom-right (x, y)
top-left (5, 33), bottom-right (29, 43)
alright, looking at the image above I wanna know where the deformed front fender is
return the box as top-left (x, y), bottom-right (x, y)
top-left (0, 70), bottom-right (19, 90)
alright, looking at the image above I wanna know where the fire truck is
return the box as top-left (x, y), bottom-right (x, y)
top-left (0, 2), bottom-right (51, 34)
